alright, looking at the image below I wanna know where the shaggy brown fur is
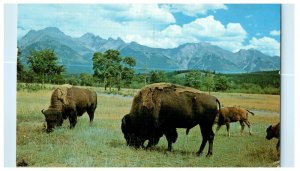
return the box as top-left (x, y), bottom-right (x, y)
top-left (266, 122), bottom-right (280, 158)
top-left (53, 84), bottom-right (72, 106)
top-left (49, 88), bottom-right (64, 110)
top-left (141, 82), bottom-right (202, 94)
top-left (121, 83), bottom-right (221, 157)
top-left (216, 107), bottom-right (255, 137)
top-left (42, 86), bottom-right (97, 133)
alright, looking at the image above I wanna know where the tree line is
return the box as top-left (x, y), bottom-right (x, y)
top-left (17, 48), bottom-right (280, 94)
top-left (17, 48), bottom-right (136, 90)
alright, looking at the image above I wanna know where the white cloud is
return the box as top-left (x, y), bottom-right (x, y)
top-left (17, 4), bottom-right (279, 57)
top-left (118, 4), bottom-right (175, 24)
top-left (17, 4), bottom-right (175, 39)
top-left (163, 4), bottom-right (227, 17)
top-left (18, 5), bottom-right (238, 51)
top-left (87, 15), bottom-right (247, 52)
top-left (148, 15), bottom-right (247, 52)
top-left (270, 30), bottom-right (280, 36)
top-left (244, 37), bottom-right (280, 56)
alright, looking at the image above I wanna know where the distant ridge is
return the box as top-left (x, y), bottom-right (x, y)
top-left (18, 27), bottom-right (280, 74)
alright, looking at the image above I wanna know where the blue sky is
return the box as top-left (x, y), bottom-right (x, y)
top-left (18, 4), bottom-right (280, 56)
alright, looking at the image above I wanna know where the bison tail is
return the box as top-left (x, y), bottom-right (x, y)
top-left (246, 109), bottom-right (255, 115)
top-left (216, 99), bottom-right (221, 110)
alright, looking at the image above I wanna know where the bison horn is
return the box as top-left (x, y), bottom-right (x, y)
top-left (122, 117), bottom-right (127, 126)
top-left (122, 114), bottom-right (131, 126)
top-left (41, 109), bottom-right (45, 115)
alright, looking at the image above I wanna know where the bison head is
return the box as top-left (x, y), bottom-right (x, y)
top-left (42, 109), bottom-right (63, 133)
top-left (121, 114), bottom-right (144, 148)
top-left (266, 125), bottom-right (275, 140)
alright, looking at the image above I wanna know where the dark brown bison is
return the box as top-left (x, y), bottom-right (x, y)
top-left (266, 122), bottom-right (280, 158)
top-left (121, 83), bottom-right (221, 157)
top-left (215, 107), bottom-right (255, 137)
top-left (42, 86), bottom-right (97, 133)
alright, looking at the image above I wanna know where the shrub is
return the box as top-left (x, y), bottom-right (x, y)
top-left (17, 83), bottom-right (48, 92)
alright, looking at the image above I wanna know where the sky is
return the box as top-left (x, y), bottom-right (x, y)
top-left (17, 4), bottom-right (281, 56)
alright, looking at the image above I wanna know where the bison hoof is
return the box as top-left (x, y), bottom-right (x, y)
top-left (206, 152), bottom-right (213, 157)
top-left (196, 152), bottom-right (203, 156)
top-left (46, 129), bottom-right (53, 133)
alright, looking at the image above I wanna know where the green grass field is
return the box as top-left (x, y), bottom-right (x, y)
top-left (16, 86), bottom-right (280, 167)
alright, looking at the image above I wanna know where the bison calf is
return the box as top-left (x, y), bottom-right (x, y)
top-left (42, 86), bottom-right (97, 133)
top-left (215, 107), bottom-right (254, 137)
top-left (266, 122), bottom-right (280, 158)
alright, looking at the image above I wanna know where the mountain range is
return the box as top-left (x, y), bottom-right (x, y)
top-left (18, 27), bottom-right (280, 74)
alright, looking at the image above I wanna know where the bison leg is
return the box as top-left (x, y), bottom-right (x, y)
top-left (244, 120), bottom-right (252, 135)
top-left (216, 125), bottom-right (222, 133)
top-left (146, 137), bottom-right (160, 149)
top-left (87, 109), bottom-right (95, 123)
top-left (197, 124), bottom-right (208, 156)
top-left (69, 110), bottom-right (77, 128)
top-left (58, 118), bottom-right (64, 127)
top-left (226, 123), bottom-right (231, 137)
top-left (207, 129), bottom-right (215, 157)
top-left (197, 124), bottom-right (215, 157)
top-left (276, 139), bottom-right (280, 158)
top-left (164, 128), bottom-right (178, 151)
top-left (146, 129), bottom-right (163, 149)
top-left (239, 121), bottom-right (245, 135)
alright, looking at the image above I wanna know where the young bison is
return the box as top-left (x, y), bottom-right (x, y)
top-left (215, 107), bottom-right (254, 137)
top-left (266, 122), bottom-right (280, 158)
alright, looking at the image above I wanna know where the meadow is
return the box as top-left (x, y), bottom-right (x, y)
top-left (16, 85), bottom-right (280, 167)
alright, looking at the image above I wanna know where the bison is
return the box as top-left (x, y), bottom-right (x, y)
top-left (266, 122), bottom-right (280, 158)
top-left (121, 83), bottom-right (221, 157)
top-left (215, 107), bottom-right (255, 137)
top-left (42, 86), bottom-right (97, 133)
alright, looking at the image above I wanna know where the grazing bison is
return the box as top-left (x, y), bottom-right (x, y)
top-left (42, 86), bottom-right (97, 133)
top-left (215, 107), bottom-right (255, 137)
top-left (266, 122), bottom-right (280, 158)
top-left (121, 83), bottom-right (221, 157)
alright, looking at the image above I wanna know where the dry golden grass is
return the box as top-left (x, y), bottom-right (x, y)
top-left (16, 86), bottom-right (280, 167)
top-left (96, 95), bottom-right (132, 120)
top-left (211, 92), bottom-right (280, 112)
